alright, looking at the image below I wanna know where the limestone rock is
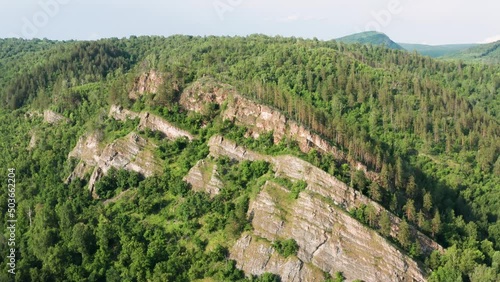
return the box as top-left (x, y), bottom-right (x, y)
top-left (208, 135), bottom-right (442, 258)
top-left (184, 159), bottom-right (223, 196)
top-left (43, 110), bottom-right (69, 124)
top-left (109, 105), bottom-right (194, 141)
top-left (66, 132), bottom-right (162, 195)
top-left (129, 70), bottom-right (164, 99)
top-left (230, 234), bottom-right (325, 282)
top-left (179, 77), bottom-right (234, 113)
top-left (137, 112), bottom-right (194, 141)
top-left (232, 181), bottom-right (428, 282)
top-left (179, 78), bottom-right (378, 182)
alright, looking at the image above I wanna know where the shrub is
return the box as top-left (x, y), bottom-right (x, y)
top-left (272, 239), bottom-right (299, 258)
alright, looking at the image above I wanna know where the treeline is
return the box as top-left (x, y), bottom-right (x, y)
top-left (2, 40), bottom-right (132, 108)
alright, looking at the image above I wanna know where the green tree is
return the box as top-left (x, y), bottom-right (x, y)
top-left (368, 181), bottom-right (382, 202)
top-left (398, 219), bottom-right (411, 249)
top-left (423, 192), bottom-right (433, 214)
top-left (379, 211), bottom-right (391, 237)
top-left (403, 199), bottom-right (416, 223)
top-left (432, 211), bottom-right (441, 237)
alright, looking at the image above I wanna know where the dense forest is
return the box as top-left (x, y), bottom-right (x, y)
top-left (0, 35), bottom-right (499, 281)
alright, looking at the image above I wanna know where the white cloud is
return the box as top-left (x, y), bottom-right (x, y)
top-left (480, 35), bottom-right (500, 44)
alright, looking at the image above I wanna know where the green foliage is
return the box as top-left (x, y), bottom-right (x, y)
top-left (252, 272), bottom-right (281, 282)
top-left (445, 41), bottom-right (500, 64)
top-left (94, 167), bottom-right (143, 199)
top-left (291, 180), bottom-right (307, 199)
top-left (0, 35), bottom-right (499, 281)
top-left (324, 271), bottom-right (346, 282)
top-left (272, 239), bottom-right (299, 258)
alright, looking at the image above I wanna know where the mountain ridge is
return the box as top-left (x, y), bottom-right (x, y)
top-left (336, 31), bottom-right (404, 50)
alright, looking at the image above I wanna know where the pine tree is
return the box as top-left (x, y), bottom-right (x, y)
top-left (395, 157), bottom-right (404, 189)
top-left (404, 199), bottom-right (416, 223)
top-left (406, 175), bottom-right (417, 199)
top-left (365, 204), bottom-right (378, 227)
top-left (379, 211), bottom-right (391, 237)
top-left (423, 192), bottom-right (433, 214)
top-left (398, 219), bottom-right (411, 249)
top-left (431, 211), bottom-right (441, 237)
top-left (369, 181), bottom-right (382, 202)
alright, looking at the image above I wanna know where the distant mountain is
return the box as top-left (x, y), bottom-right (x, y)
top-left (399, 43), bottom-right (478, 58)
top-left (444, 40), bottom-right (500, 64)
top-left (336, 31), bottom-right (404, 50)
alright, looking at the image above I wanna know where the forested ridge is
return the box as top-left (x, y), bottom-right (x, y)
top-left (0, 35), bottom-right (499, 281)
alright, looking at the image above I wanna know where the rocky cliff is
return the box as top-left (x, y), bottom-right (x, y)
top-left (109, 105), bottom-right (194, 141)
top-left (179, 78), bottom-right (378, 180)
top-left (67, 132), bottom-right (161, 196)
top-left (67, 105), bottom-right (195, 196)
top-left (129, 70), bottom-right (164, 99)
top-left (183, 158), bottom-right (223, 196)
top-left (208, 135), bottom-right (442, 256)
top-left (231, 181), bottom-right (427, 282)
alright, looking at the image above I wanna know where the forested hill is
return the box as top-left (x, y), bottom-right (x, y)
top-left (336, 31), bottom-right (404, 50)
top-left (399, 43), bottom-right (478, 58)
top-left (445, 40), bottom-right (500, 64)
top-left (0, 35), bottom-right (499, 281)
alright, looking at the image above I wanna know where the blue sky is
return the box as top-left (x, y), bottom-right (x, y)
top-left (1, 0), bottom-right (499, 44)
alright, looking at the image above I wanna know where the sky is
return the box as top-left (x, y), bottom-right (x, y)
top-left (0, 0), bottom-right (499, 45)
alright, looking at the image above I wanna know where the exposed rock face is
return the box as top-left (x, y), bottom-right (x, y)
top-left (25, 110), bottom-right (68, 124)
top-left (68, 105), bottom-right (196, 196)
top-left (109, 105), bottom-right (140, 121)
top-left (231, 233), bottom-right (325, 282)
top-left (179, 77), bottom-right (235, 113)
top-left (129, 71), bottom-right (164, 99)
top-left (223, 95), bottom-right (288, 143)
top-left (67, 132), bottom-right (161, 196)
top-left (28, 131), bottom-right (37, 150)
top-left (208, 135), bottom-right (442, 257)
top-left (109, 105), bottom-right (194, 141)
top-left (43, 110), bottom-right (69, 124)
top-left (232, 181), bottom-right (427, 282)
top-left (179, 79), bottom-right (376, 178)
top-left (138, 113), bottom-right (194, 141)
top-left (184, 159), bottom-right (223, 196)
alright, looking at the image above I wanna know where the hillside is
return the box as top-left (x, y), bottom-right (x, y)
top-left (399, 43), bottom-right (477, 58)
top-left (444, 40), bottom-right (500, 64)
top-left (336, 31), bottom-right (404, 50)
top-left (0, 36), bottom-right (499, 282)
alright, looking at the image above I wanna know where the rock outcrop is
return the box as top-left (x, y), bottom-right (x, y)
top-left (179, 78), bottom-right (377, 180)
top-left (129, 70), bottom-right (164, 99)
top-left (231, 233), bottom-right (325, 282)
top-left (232, 181), bottom-right (427, 282)
top-left (205, 136), bottom-right (443, 281)
top-left (109, 105), bottom-right (194, 141)
top-left (184, 159), bottom-right (223, 196)
top-left (43, 110), bottom-right (69, 124)
top-left (28, 131), bottom-right (37, 150)
top-left (179, 77), bottom-right (236, 114)
top-left (68, 105), bottom-right (195, 196)
top-left (67, 132), bottom-right (162, 196)
top-left (25, 110), bottom-right (69, 124)
top-left (208, 135), bottom-right (442, 272)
